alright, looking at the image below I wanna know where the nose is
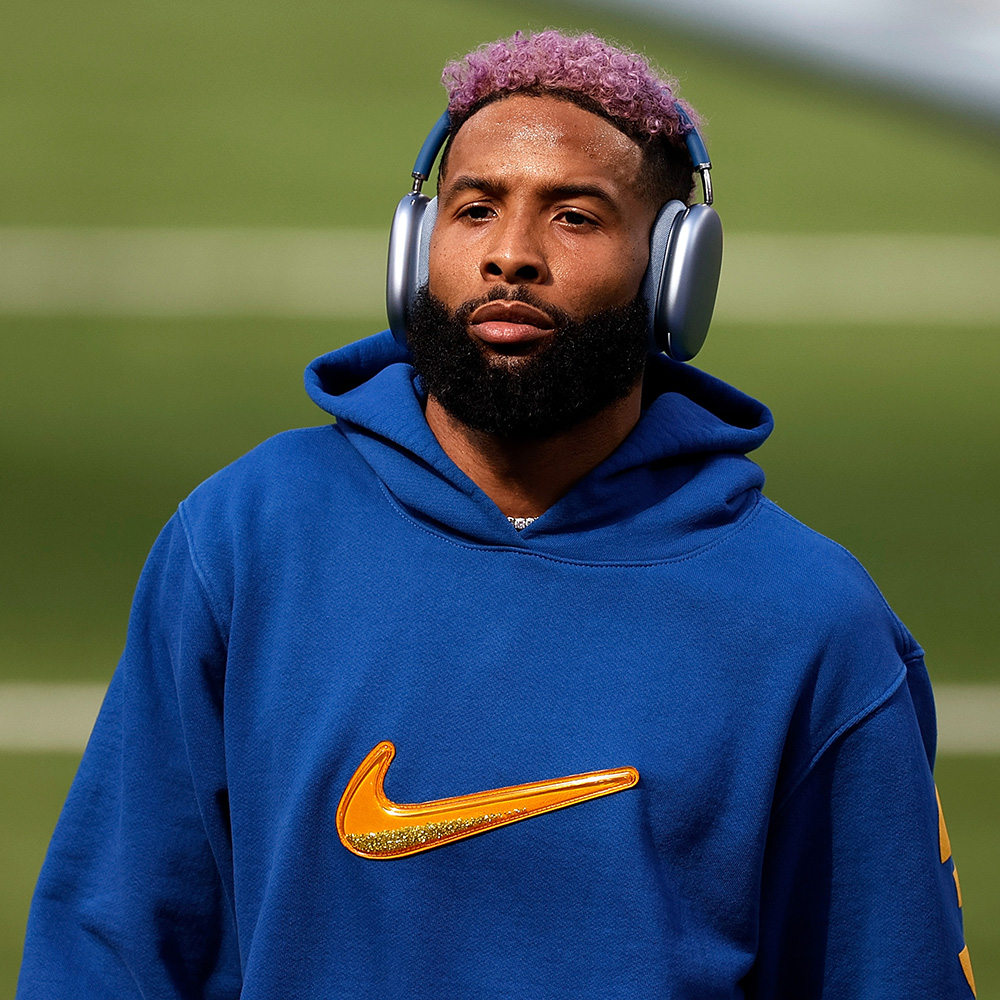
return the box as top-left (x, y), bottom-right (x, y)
top-left (480, 213), bottom-right (549, 285)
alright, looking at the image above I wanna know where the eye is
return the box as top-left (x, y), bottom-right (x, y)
top-left (459, 203), bottom-right (495, 221)
top-left (557, 209), bottom-right (596, 228)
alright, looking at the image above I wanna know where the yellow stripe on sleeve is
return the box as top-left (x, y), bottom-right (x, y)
top-left (959, 945), bottom-right (976, 996)
top-left (936, 785), bottom-right (952, 864)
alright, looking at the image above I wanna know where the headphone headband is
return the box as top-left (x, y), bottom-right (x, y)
top-left (407, 106), bottom-right (714, 200)
top-left (411, 110), bottom-right (451, 191)
top-left (675, 106), bottom-right (713, 206)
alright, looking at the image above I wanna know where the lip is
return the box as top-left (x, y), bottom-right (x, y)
top-left (467, 301), bottom-right (556, 345)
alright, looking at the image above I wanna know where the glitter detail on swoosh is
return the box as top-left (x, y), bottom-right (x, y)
top-left (336, 741), bottom-right (638, 860)
top-left (346, 808), bottom-right (527, 857)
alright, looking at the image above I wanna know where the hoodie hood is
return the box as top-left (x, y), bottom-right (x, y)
top-left (305, 330), bottom-right (772, 562)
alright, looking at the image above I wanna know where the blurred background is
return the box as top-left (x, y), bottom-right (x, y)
top-left (1, 0), bottom-right (997, 992)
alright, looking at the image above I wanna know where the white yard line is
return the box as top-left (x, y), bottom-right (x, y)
top-left (0, 683), bottom-right (107, 752)
top-left (1, 228), bottom-right (998, 323)
top-left (716, 234), bottom-right (1000, 324)
top-left (933, 684), bottom-right (1000, 755)
top-left (0, 681), bottom-right (997, 754)
top-left (0, 228), bottom-right (389, 319)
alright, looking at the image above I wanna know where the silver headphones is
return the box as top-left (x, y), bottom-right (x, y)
top-left (386, 105), bottom-right (722, 362)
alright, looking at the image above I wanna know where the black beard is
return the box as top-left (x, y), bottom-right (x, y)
top-left (406, 286), bottom-right (649, 441)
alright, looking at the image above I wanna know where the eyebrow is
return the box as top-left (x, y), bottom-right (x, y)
top-left (443, 174), bottom-right (621, 210)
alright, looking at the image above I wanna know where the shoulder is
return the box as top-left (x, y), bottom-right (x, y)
top-left (178, 424), bottom-right (369, 529)
top-left (170, 425), bottom-right (376, 604)
top-left (735, 498), bottom-right (933, 789)
top-left (191, 425), bottom-right (352, 495)
top-left (735, 496), bottom-right (918, 658)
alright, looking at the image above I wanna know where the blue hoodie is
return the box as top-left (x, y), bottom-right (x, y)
top-left (18, 331), bottom-right (973, 998)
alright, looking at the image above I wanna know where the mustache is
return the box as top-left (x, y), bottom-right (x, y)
top-left (453, 286), bottom-right (573, 329)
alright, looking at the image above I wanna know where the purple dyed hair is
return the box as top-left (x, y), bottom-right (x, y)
top-left (441, 30), bottom-right (699, 143)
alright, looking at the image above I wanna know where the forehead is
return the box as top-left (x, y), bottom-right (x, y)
top-left (442, 94), bottom-right (645, 194)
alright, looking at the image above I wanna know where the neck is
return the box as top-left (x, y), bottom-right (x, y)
top-left (424, 383), bottom-right (644, 519)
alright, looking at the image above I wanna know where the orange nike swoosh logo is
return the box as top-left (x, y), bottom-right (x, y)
top-left (336, 741), bottom-right (639, 859)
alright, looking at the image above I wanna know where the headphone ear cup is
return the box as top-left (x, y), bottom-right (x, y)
top-left (414, 196), bottom-right (437, 296)
top-left (386, 193), bottom-right (438, 350)
top-left (650, 202), bottom-right (723, 361)
top-left (642, 201), bottom-right (687, 354)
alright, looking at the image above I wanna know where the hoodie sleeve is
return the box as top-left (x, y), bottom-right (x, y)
top-left (747, 655), bottom-right (975, 999)
top-left (16, 514), bottom-right (242, 1000)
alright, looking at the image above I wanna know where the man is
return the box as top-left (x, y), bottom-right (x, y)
top-left (19, 30), bottom-right (974, 999)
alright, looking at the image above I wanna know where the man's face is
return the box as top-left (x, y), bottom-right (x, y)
top-left (428, 94), bottom-right (657, 352)
top-left (411, 95), bottom-right (658, 440)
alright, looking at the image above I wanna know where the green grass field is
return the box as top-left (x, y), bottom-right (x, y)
top-left (2, 0), bottom-right (997, 993)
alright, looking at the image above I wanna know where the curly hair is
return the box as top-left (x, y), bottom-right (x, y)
top-left (442, 30), bottom-right (698, 142)
top-left (437, 30), bottom-right (699, 205)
